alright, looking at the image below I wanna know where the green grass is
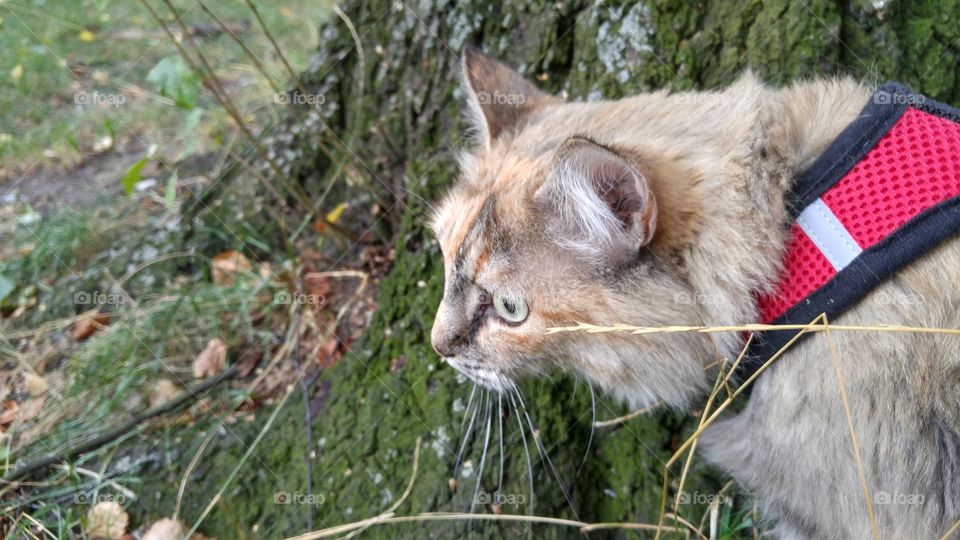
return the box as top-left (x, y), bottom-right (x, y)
top-left (0, 198), bottom-right (289, 535)
top-left (0, 0), bottom-right (331, 177)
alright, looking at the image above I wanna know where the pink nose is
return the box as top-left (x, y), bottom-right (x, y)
top-left (431, 306), bottom-right (466, 358)
top-left (431, 323), bottom-right (460, 358)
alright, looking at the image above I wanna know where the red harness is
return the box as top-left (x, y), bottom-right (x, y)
top-left (744, 84), bottom-right (960, 375)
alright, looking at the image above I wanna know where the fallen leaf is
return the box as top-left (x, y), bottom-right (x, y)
top-left (23, 372), bottom-right (48, 397)
top-left (78, 29), bottom-right (96, 42)
top-left (325, 202), bottom-right (348, 224)
top-left (73, 311), bottom-right (111, 341)
top-left (316, 337), bottom-right (339, 368)
top-left (193, 338), bottom-right (227, 378)
top-left (17, 396), bottom-right (45, 422)
top-left (211, 250), bottom-right (252, 285)
top-left (86, 501), bottom-right (128, 539)
top-left (141, 517), bottom-right (217, 540)
top-left (0, 400), bottom-right (19, 426)
top-left (236, 348), bottom-right (262, 378)
top-left (147, 379), bottom-right (179, 408)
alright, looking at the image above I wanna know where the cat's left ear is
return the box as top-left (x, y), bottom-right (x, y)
top-left (461, 46), bottom-right (561, 147)
top-left (536, 138), bottom-right (657, 265)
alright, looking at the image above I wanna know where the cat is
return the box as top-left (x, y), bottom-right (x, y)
top-left (430, 47), bottom-right (960, 539)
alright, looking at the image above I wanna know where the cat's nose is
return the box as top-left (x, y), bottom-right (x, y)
top-left (431, 326), bottom-right (462, 358)
top-left (432, 335), bottom-right (456, 358)
top-left (431, 309), bottom-right (465, 358)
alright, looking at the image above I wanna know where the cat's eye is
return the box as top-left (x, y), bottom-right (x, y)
top-left (492, 292), bottom-right (528, 323)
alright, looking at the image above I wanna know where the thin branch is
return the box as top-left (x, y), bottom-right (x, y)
top-left (822, 316), bottom-right (880, 540)
top-left (285, 512), bottom-right (675, 540)
top-left (547, 321), bottom-right (960, 336)
top-left (4, 365), bottom-right (237, 482)
top-left (593, 402), bottom-right (661, 428)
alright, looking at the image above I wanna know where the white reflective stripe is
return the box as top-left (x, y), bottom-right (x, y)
top-left (796, 198), bottom-right (863, 271)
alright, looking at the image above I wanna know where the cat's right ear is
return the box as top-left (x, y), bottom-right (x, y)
top-left (461, 46), bottom-right (561, 148)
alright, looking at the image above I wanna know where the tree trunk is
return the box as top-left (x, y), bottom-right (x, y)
top-left (155, 1), bottom-right (960, 538)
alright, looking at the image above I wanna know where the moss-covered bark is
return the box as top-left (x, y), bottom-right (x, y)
top-left (153, 1), bottom-right (960, 538)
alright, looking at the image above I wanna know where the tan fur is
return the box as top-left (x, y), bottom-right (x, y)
top-left (431, 50), bottom-right (960, 537)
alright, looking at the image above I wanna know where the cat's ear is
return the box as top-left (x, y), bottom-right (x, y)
top-left (461, 46), bottom-right (561, 147)
top-left (536, 138), bottom-right (657, 265)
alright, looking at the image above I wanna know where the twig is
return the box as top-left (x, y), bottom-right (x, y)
top-left (341, 436), bottom-right (423, 539)
top-left (4, 365), bottom-right (237, 482)
top-left (138, 0), bottom-right (358, 243)
top-left (186, 362), bottom-right (305, 538)
top-left (291, 269), bottom-right (315, 531)
top-left (940, 518), bottom-right (960, 540)
top-left (285, 512), bottom-right (675, 540)
top-left (243, 0), bottom-right (301, 91)
top-left (822, 316), bottom-right (880, 540)
top-left (592, 402), bottom-right (661, 428)
top-left (174, 301), bottom-right (300, 519)
top-left (547, 321), bottom-right (960, 336)
top-left (197, 0), bottom-right (282, 95)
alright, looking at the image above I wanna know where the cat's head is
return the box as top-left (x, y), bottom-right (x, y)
top-left (429, 48), bottom-right (713, 406)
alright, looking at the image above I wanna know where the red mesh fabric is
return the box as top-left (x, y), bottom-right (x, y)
top-left (823, 107), bottom-right (960, 248)
top-left (758, 224), bottom-right (837, 323)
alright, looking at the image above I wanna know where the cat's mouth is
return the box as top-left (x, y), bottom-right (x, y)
top-left (445, 357), bottom-right (516, 392)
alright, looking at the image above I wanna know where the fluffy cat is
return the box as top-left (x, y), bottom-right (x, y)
top-left (430, 47), bottom-right (960, 538)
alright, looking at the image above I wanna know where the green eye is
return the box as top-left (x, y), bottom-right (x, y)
top-left (493, 292), bottom-right (528, 323)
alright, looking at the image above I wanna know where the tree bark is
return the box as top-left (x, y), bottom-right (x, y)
top-left (156, 1), bottom-right (960, 538)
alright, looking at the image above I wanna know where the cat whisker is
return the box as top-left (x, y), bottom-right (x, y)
top-left (576, 383), bottom-right (597, 478)
top-left (470, 392), bottom-right (493, 516)
top-left (459, 383), bottom-right (478, 437)
top-left (513, 387), bottom-right (580, 521)
top-left (508, 391), bottom-right (535, 515)
top-left (453, 384), bottom-right (481, 481)
top-left (497, 392), bottom-right (505, 497)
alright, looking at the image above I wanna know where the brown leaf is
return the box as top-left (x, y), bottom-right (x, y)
top-left (23, 372), bottom-right (48, 397)
top-left (316, 337), bottom-right (340, 369)
top-left (141, 518), bottom-right (182, 540)
top-left (211, 250), bottom-right (252, 285)
top-left (236, 349), bottom-right (262, 378)
top-left (17, 396), bottom-right (45, 422)
top-left (86, 501), bottom-right (128, 539)
top-left (0, 400), bottom-right (19, 426)
top-left (147, 379), bottom-right (180, 409)
top-left (192, 338), bottom-right (227, 378)
top-left (73, 312), bottom-right (111, 341)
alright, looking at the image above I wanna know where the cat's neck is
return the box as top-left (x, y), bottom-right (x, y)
top-left (603, 76), bottom-right (872, 357)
